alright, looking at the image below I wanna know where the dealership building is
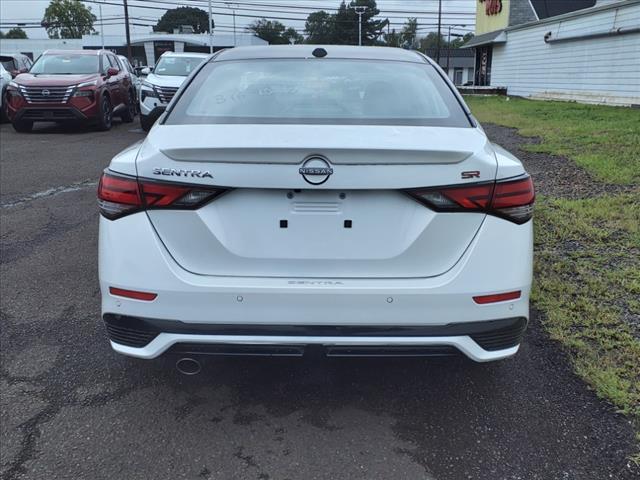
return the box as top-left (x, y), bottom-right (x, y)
top-left (465, 0), bottom-right (640, 106)
top-left (0, 32), bottom-right (267, 66)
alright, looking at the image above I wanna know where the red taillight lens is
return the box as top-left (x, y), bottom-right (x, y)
top-left (490, 176), bottom-right (535, 224)
top-left (109, 287), bottom-right (157, 301)
top-left (473, 290), bottom-right (521, 304)
top-left (407, 175), bottom-right (534, 224)
top-left (97, 173), bottom-right (142, 219)
top-left (97, 171), bottom-right (226, 220)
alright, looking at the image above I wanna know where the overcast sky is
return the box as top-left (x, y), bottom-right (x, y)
top-left (0, 0), bottom-right (476, 40)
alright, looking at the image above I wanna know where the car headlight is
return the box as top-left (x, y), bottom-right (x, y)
top-left (140, 81), bottom-right (158, 101)
top-left (76, 80), bottom-right (98, 88)
top-left (73, 89), bottom-right (95, 98)
top-left (7, 81), bottom-right (22, 97)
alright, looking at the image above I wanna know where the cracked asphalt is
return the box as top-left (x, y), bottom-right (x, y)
top-left (1, 120), bottom-right (638, 480)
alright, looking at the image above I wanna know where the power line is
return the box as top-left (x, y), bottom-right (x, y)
top-left (124, 0), bottom-right (475, 21)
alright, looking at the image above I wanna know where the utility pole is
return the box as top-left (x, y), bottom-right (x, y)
top-left (436, 0), bottom-right (442, 63)
top-left (123, 0), bottom-right (132, 61)
top-left (208, 0), bottom-right (213, 53)
top-left (225, 2), bottom-right (237, 46)
top-left (446, 26), bottom-right (452, 74)
top-left (446, 25), bottom-right (466, 78)
top-left (353, 6), bottom-right (367, 46)
top-left (99, 3), bottom-right (105, 49)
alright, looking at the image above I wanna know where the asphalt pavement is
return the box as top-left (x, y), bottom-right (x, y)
top-left (1, 120), bottom-right (638, 480)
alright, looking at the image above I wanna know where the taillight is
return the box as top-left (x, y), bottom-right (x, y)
top-left (491, 176), bottom-right (535, 223)
top-left (109, 287), bottom-right (157, 301)
top-left (473, 290), bottom-right (521, 304)
top-left (97, 171), bottom-right (227, 220)
top-left (406, 175), bottom-right (535, 224)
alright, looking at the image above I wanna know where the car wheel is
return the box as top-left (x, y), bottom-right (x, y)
top-left (96, 95), bottom-right (113, 131)
top-left (12, 119), bottom-right (33, 132)
top-left (121, 90), bottom-right (136, 123)
top-left (0, 92), bottom-right (8, 123)
top-left (140, 113), bottom-right (153, 132)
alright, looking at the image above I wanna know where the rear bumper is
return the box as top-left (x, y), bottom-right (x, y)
top-left (99, 213), bottom-right (533, 362)
top-left (104, 314), bottom-right (527, 361)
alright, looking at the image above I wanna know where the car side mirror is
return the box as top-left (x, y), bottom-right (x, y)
top-left (141, 67), bottom-right (151, 76)
top-left (19, 67), bottom-right (28, 74)
top-left (106, 67), bottom-right (119, 77)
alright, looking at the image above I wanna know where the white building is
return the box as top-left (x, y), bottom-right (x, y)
top-left (0, 33), bottom-right (267, 66)
top-left (465, 0), bottom-right (640, 106)
top-left (424, 48), bottom-right (475, 86)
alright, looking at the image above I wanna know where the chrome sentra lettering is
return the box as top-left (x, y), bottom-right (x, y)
top-left (152, 168), bottom-right (213, 179)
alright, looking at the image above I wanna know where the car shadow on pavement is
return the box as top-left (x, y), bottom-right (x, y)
top-left (116, 311), bottom-right (638, 480)
top-left (25, 120), bottom-right (134, 135)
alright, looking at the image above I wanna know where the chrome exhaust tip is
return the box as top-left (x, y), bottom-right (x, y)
top-left (175, 357), bottom-right (201, 375)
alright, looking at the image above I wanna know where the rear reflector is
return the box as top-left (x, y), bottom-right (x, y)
top-left (98, 171), bottom-right (227, 220)
top-left (473, 291), bottom-right (521, 304)
top-left (109, 287), bottom-right (158, 301)
top-left (406, 175), bottom-right (535, 224)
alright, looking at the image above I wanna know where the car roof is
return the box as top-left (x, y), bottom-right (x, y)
top-left (213, 45), bottom-right (429, 63)
top-left (160, 52), bottom-right (210, 58)
top-left (42, 49), bottom-right (106, 56)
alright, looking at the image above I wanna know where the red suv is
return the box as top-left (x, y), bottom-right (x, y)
top-left (5, 49), bottom-right (136, 132)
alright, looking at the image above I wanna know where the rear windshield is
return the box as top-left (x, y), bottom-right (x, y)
top-left (154, 56), bottom-right (204, 76)
top-left (30, 54), bottom-right (99, 74)
top-left (165, 59), bottom-right (470, 127)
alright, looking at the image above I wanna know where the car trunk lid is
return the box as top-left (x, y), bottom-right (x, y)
top-left (135, 124), bottom-right (495, 278)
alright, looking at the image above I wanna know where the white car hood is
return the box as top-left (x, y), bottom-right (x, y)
top-left (145, 73), bottom-right (187, 88)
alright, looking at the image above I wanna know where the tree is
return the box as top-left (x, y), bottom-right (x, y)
top-left (4, 28), bottom-right (28, 39)
top-left (305, 0), bottom-right (388, 46)
top-left (383, 29), bottom-right (401, 47)
top-left (154, 6), bottom-right (212, 34)
top-left (400, 18), bottom-right (418, 49)
top-left (42, 0), bottom-right (96, 39)
top-left (305, 11), bottom-right (335, 44)
top-left (451, 32), bottom-right (474, 48)
top-left (418, 32), bottom-right (446, 51)
top-left (283, 27), bottom-right (304, 45)
top-left (247, 19), bottom-right (302, 45)
top-left (332, 0), bottom-right (388, 46)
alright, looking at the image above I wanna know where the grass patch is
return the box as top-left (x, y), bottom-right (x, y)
top-left (533, 195), bottom-right (640, 422)
top-left (465, 96), bottom-right (640, 185)
top-left (468, 97), bottom-right (640, 456)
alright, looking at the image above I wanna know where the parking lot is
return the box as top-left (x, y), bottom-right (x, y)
top-left (1, 120), bottom-right (638, 480)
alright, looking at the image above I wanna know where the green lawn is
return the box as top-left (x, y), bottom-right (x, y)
top-left (465, 96), bottom-right (640, 185)
top-left (466, 96), bottom-right (640, 461)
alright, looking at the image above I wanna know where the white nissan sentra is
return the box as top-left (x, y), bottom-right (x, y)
top-left (98, 46), bottom-right (534, 367)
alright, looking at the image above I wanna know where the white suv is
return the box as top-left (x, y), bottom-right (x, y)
top-left (98, 46), bottom-right (534, 368)
top-left (138, 51), bottom-right (208, 131)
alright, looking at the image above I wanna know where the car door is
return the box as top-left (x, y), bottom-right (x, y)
top-left (122, 57), bottom-right (140, 102)
top-left (103, 54), bottom-right (122, 107)
top-left (115, 56), bottom-right (133, 103)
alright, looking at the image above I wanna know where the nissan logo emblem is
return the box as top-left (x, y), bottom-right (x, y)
top-left (299, 156), bottom-right (334, 185)
top-left (42, 89), bottom-right (50, 96)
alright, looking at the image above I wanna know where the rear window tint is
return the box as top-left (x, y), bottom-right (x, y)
top-left (166, 59), bottom-right (470, 127)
